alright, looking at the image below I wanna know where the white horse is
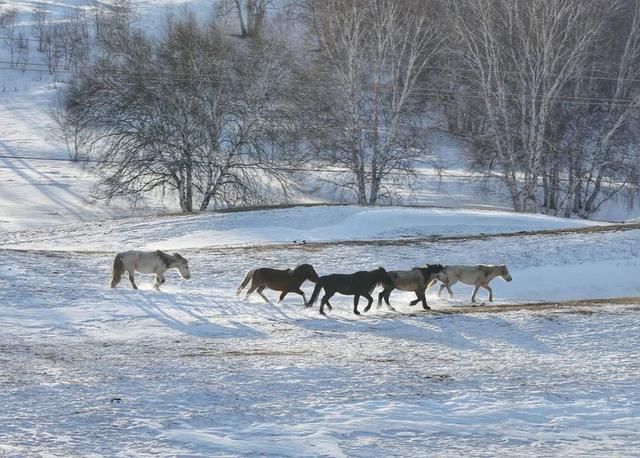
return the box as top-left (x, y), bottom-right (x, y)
top-left (110, 250), bottom-right (191, 290)
top-left (429, 264), bottom-right (512, 303)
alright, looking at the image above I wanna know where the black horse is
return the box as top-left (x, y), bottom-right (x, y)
top-left (377, 264), bottom-right (444, 311)
top-left (307, 267), bottom-right (393, 315)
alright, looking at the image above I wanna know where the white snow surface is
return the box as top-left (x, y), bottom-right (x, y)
top-left (1, 206), bottom-right (640, 456)
top-left (0, 205), bottom-right (605, 251)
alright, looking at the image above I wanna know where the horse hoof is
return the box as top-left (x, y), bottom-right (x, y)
top-left (423, 306), bottom-right (431, 311)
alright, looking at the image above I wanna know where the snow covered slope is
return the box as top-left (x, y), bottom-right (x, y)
top-left (0, 205), bottom-right (606, 251)
top-left (0, 90), bottom-right (133, 232)
top-left (0, 0), bottom-right (638, 232)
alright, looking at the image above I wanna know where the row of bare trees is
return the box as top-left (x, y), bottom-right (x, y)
top-left (57, 0), bottom-right (640, 215)
top-left (446, 0), bottom-right (640, 216)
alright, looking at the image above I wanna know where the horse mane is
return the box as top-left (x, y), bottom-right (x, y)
top-left (156, 250), bottom-right (173, 268)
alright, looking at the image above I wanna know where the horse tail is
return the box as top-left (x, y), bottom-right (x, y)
top-left (237, 269), bottom-right (256, 295)
top-left (111, 253), bottom-right (124, 288)
top-left (307, 281), bottom-right (324, 308)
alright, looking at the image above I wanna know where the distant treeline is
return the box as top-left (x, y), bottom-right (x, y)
top-left (5, 0), bottom-right (640, 216)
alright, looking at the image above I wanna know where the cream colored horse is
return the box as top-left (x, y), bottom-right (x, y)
top-left (429, 264), bottom-right (512, 303)
top-left (111, 250), bottom-right (191, 290)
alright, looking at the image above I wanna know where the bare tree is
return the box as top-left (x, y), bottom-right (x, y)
top-left (92, 0), bottom-right (136, 57)
top-left (15, 32), bottom-right (29, 72)
top-left (32, 5), bottom-right (49, 52)
top-left (217, 0), bottom-right (271, 38)
top-left (63, 13), bottom-right (299, 212)
top-left (41, 21), bottom-right (64, 74)
top-left (550, 0), bottom-right (640, 217)
top-left (0, 7), bottom-right (18, 66)
top-left (451, 0), bottom-right (608, 212)
top-left (300, 0), bottom-right (445, 205)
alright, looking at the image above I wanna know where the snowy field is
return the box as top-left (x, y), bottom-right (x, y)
top-left (1, 207), bottom-right (640, 456)
top-left (0, 205), bottom-right (606, 251)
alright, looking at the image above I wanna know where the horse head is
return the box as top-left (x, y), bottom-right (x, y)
top-left (173, 253), bottom-right (191, 279)
top-left (300, 264), bottom-right (320, 283)
top-left (500, 265), bottom-right (512, 282)
top-left (375, 267), bottom-right (393, 285)
top-left (419, 264), bottom-right (444, 283)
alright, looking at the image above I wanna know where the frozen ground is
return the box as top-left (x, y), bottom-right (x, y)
top-left (1, 207), bottom-right (640, 456)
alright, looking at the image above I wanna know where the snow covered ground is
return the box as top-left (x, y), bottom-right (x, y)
top-left (0, 205), bottom-right (606, 251)
top-left (1, 1), bottom-right (639, 455)
top-left (1, 207), bottom-right (640, 456)
top-left (0, 89), bottom-right (136, 232)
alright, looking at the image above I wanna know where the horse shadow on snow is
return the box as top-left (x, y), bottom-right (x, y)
top-left (295, 309), bottom-right (553, 355)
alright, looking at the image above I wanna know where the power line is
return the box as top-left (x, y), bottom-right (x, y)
top-left (0, 153), bottom-right (613, 186)
top-left (2, 62), bottom-right (640, 109)
top-left (0, 153), bottom-right (452, 177)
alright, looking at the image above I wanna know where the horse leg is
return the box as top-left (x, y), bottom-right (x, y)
top-left (154, 273), bottom-right (165, 290)
top-left (409, 295), bottom-right (420, 306)
top-left (244, 284), bottom-right (258, 300)
top-left (471, 285), bottom-right (480, 303)
top-left (278, 291), bottom-right (288, 304)
top-left (418, 290), bottom-right (430, 310)
top-left (128, 271), bottom-right (138, 290)
top-left (353, 295), bottom-right (361, 315)
top-left (484, 284), bottom-right (493, 302)
top-left (324, 291), bottom-right (334, 311)
top-left (320, 291), bottom-right (334, 315)
top-left (441, 281), bottom-right (455, 298)
top-left (293, 288), bottom-right (307, 306)
top-left (362, 293), bottom-right (374, 313)
top-left (377, 289), bottom-right (386, 309)
top-left (382, 290), bottom-right (395, 311)
top-left (257, 286), bottom-right (270, 303)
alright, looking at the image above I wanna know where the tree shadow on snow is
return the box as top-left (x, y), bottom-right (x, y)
top-left (131, 291), bottom-right (266, 339)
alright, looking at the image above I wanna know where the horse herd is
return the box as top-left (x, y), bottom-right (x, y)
top-left (110, 250), bottom-right (513, 315)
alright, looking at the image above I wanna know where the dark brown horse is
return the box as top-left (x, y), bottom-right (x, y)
top-left (237, 264), bottom-right (320, 306)
top-left (307, 267), bottom-right (393, 315)
top-left (378, 264), bottom-right (444, 311)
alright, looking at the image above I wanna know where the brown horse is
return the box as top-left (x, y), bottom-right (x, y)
top-left (307, 267), bottom-right (393, 315)
top-left (237, 264), bottom-right (320, 306)
top-left (378, 264), bottom-right (444, 311)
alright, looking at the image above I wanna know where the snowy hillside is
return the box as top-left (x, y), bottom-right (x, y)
top-left (1, 206), bottom-right (640, 455)
top-left (0, 205), bottom-right (606, 251)
top-left (0, 0), bottom-right (639, 230)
